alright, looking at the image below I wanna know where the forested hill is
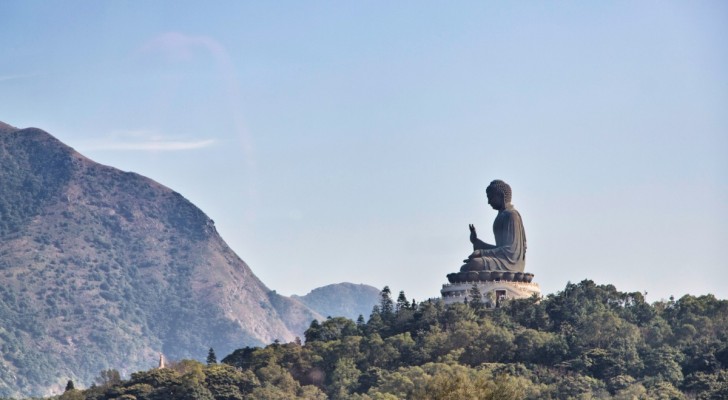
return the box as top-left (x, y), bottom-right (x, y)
top-left (0, 122), bottom-right (324, 397)
top-left (52, 280), bottom-right (728, 400)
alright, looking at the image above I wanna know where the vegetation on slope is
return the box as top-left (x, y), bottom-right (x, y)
top-left (0, 128), bottom-right (73, 235)
top-left (31, 280), bottom-right (728, 400)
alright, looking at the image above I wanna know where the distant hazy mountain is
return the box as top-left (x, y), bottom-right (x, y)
top-left (293, 282), bottom-right (381, 321)
top-left (0, 122), bottom-right (325, 397)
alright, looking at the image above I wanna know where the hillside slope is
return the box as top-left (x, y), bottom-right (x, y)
top-left (0, 122), bottom-right (321, 397)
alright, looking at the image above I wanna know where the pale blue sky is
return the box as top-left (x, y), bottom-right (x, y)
top-left (2, 1), bottom-right (726, 303)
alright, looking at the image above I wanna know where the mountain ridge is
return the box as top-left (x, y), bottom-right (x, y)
top-left (292, 282), bottom-right (381, 321)
top-left (0, 122), bottom-right (330, 397)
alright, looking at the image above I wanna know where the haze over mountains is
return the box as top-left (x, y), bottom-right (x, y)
top-left (0, 122), bottom-right (379, 397)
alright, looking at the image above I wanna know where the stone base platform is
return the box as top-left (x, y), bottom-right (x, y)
top-left (441, 280), bottom-right (541, 307)
top-left (447, 270), bottom-right (535, 284)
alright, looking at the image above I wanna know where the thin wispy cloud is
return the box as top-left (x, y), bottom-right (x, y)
top-left (139, 32), bottom-right (227, 62)
top-left (0, 73), bottom-right (40, 82)
top-left (83, 139), bottom-right (216, 151)
top-left (79, 129), bottom-right (216, 152)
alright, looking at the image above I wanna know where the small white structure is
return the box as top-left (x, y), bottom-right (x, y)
top-left (441, 280), bottom-right (541, 307)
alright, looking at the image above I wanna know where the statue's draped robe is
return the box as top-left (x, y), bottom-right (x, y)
top-left (470, 204), bottom-right (526, 272)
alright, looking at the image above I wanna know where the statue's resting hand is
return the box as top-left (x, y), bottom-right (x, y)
top-left (463, 250), bottom-right (481, 263)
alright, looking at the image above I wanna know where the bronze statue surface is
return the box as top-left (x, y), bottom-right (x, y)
top-left (460, 180), bottom-right (526, 273)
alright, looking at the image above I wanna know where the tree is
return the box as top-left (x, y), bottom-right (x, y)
top-left (362, 333), bottom-right (398, 369)
top-left (299, 385), bottom-right (328, 399)
top-left (365, 306), bottom-right (385, 336)
top-left (396, 291), bottom-right (410, 312)
top-left (469, 284), bottom-right (484, 310)
top-left (255, 363), bottom-right (300, 395)
top-left (642, 345), bottom-right (683, 385)
top-left (329, 358), bottom-right (362, 399)
top-left (305, 319), bottom-right (323, 343)
top-left (356, 314), bottom-right (366, 327)
top-left (379, 286), bottom-right (394, 322)
top-left (95, 368), bottom-right (122, 388)
top-left (205, 363), bottom-right (259, 399)
top-left (169, 359), bottom-right (207, 385)
top-left (65, 379), bottom-right (75, 391)
top-left (207, 347), bottom-right (217, 365)
top-left (59, 389), bottom-right (84, 400)
top-left (306, 317), bottom-right (358, 343)
top-left (221, 346), bottom-right (259, 370)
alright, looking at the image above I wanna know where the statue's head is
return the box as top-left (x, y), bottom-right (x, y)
top-left (486, 180), bottom-right (512, 209)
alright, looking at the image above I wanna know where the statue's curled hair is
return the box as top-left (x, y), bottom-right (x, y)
top-left (487, 180), bottom-right (512, 203)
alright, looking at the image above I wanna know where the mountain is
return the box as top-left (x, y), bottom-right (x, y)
top-left (0, 122), bottom-right (324, 397)
top-left (292, 283), bottom-right (381, 321)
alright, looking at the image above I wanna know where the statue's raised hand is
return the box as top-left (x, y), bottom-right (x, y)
top-left (469, 224), bottom-right (478, 244)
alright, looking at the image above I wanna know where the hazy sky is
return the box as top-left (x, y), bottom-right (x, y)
top-left (2, 1), bottom-right (726, 303)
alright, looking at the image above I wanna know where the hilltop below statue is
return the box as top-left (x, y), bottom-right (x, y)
top-left (461, 179), bottom-right (527, 273)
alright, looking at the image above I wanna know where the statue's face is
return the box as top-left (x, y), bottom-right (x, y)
top-left (487, 189), bottom-right (505, 210)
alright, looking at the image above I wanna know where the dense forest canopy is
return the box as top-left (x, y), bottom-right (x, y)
top-left (17, 280), bottom-right (728, 399)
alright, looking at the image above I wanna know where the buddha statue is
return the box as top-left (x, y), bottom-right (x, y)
top-left (460, 180), bottom-right (526, 273)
